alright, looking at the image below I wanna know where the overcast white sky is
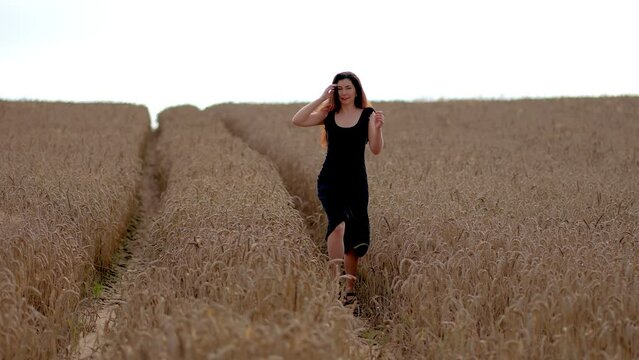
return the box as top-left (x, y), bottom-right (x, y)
top-left (1, 0), bottom-right (638, 123)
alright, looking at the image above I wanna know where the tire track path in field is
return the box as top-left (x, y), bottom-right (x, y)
top-left (219, 119), bottom-right (385, 356)
top-left (73, 130), bottom-right (162, 359)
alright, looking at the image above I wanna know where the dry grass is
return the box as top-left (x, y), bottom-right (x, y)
top-left (0, 101), bottom-right (149, 359)
top-left (97, 106), bottom-right (368, 359)
top-left (3, 97), bottom-right (638, 359)
top-left (208, 104), bottom-right (329, 241)
top-left (209, 97), bottom-right (639, 358)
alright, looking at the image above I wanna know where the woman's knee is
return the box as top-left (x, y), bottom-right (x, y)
top-left (330, 222), bottom-right (346, 238)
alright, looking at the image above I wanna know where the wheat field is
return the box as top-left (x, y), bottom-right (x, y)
top-left (0, 101), bottom-right (149, 359)
top-left (0, 97), bottom-right (638, 359)
top-left (210, 97), bottom-right (639, 358)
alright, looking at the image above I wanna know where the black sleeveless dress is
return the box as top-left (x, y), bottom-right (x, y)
top-left (317, 107), bottom-right (374, 257)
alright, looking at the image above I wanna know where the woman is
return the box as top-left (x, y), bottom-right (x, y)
top-left (292, 71), bottom-right (384, 308)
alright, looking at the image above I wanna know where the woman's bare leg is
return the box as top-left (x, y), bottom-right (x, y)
top-left (327, 222), bottom-right (346, 277)
top-left (344, 250), bottom-right (358, 292)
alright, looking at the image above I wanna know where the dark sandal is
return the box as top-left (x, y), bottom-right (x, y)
top-left (342, 291), bottom-right (361, 316)
top-left (342, 291), bottom-right (357, 306)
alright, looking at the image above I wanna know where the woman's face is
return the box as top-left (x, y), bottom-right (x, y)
top-left (336, 78), bottom-right (357, 106)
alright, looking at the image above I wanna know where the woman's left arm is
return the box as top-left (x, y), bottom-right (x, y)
top-left (368, 110), bottom-right (384, 155)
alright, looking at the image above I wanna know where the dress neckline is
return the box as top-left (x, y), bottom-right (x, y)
top-left (334, 109), bottom-right (364, 129)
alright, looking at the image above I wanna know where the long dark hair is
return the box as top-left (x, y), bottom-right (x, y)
top-left (320, 71), bottom-right (371, 147)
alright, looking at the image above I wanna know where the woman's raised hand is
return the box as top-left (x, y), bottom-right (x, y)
top-left (371, 110), bottom-right (385, 129)
top-left (321, 84), bottom-right (336, 101)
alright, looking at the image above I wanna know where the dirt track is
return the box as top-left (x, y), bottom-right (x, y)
top-left (74, 131), bottom-right (162, 359)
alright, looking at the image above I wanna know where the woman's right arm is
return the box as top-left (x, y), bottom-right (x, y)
top-left (292, 85), bottom-right (334, 127)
